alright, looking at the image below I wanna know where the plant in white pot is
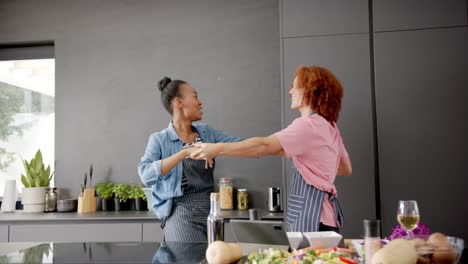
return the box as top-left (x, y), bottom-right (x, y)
top-left (20, 149), bottom-right (54, 212)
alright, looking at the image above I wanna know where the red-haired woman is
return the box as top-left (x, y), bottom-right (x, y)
top-left (190, 65), bottom-right (352, 232)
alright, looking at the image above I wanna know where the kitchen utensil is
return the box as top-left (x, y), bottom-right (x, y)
top-left (89, 164), bottom-right (93, 188)
top-left (78, 188), bottom-right (96, 213)
top-left (57, 199), bottom-right (78, 212)
top-left (83, 173), bottom-right (88, 188)
top-left (268, 187), bottom-right (282, 212)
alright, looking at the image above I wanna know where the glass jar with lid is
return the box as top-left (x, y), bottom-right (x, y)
top-left (219, 177), bottom-right (233, 210)
top-left (44, 187), bottom-right (57, 212)
top-left (237, 189), bottom-right (248, 210)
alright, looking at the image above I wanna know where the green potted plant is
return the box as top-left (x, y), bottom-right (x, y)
top-left (95, 181), bottom-right (114, 211)
top-left (20, 149), bottom-right (54, 212)
top-left (129, 184), bottom-right (147, 211)
top-left (112, 184), bottom-right (131, 211)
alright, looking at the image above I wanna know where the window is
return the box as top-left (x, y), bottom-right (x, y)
top-left (0, 45), bottom-right (55, 197)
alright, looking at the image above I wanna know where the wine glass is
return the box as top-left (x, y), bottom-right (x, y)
top-left (397, 200), bottom-right (420, 239)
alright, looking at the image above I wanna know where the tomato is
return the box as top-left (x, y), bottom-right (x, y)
top-left (339, 255), bottom-right (359, 264)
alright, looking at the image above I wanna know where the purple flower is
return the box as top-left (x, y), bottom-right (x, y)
top-left (386, 222), bottom-right (431, 240)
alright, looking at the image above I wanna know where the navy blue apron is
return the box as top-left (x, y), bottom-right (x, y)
top-left (161, 157), bottom-right (214, 242)
top-left (285, 165), bottom-right (344, 232)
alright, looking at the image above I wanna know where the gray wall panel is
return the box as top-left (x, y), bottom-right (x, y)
top-left (0, 0), bottom-right (280, 209)
top-left (282, 0), bottom-right (369, 37)
top-left (373, 0), bottom-right (468, 32)
top-left (374, 27), bottom-right (468, 241)
top-left (283, 34), bottom-right (375, 237)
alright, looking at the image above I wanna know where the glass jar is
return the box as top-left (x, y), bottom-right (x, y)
top-left (219, 178), bottom-right (233, 210)
top-left (237, 189), bottom-right (248, 210)
top-left (363, 219), bottom-right (381, 264)
top-left (44, 187), bottom-right (57, 212)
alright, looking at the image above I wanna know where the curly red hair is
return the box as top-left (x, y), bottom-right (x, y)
top-left (294, 65), bottom-right (343, 123)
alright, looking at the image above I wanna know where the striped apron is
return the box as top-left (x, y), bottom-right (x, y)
top-left (285, 167), bottom-right (344, 232)
top-left (161, 158), bottom-right (214, 242)
top-left (152, 241), bottom-right (207, 263)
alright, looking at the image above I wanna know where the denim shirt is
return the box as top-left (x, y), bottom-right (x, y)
top-left (138, 122), bottom-right (241, 219)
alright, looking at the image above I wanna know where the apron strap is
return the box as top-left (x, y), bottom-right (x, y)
top-left (329, 194), bottom-right (344, 228)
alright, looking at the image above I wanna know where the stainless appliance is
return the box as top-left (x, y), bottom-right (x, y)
top-left (268, 187), bottom-right (282, 212)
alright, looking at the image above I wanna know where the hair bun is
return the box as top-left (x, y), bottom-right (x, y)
top-left (158, 77), bottom-right (172, 91)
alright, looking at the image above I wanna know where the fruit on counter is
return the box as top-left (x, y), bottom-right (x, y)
top-left (206, 241), bottom-right (242, 264)
top-left (410, 232), bottom-right (459, 264)
top-left (371, 238), bottom-right (418, 264)
top-left (427, 233), bottom-right (450, 248)
top-left (378, 231), bottom-right (460, 264)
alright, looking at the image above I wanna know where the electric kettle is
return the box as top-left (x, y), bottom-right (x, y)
top-left (267, 187), bottom-right (282, 212)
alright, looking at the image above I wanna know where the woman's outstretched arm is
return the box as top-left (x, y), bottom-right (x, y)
top-left (190, 134), bottom-right (285, 160)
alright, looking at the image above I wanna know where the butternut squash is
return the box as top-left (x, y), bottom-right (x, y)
top-left (371, 238), bottom-right (417, 264)
top-left (206, 241), bottom-right (243, 264)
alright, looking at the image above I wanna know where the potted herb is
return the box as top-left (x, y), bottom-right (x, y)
top-left (20, 149), bottom-right (54, 212)
top-left (129, 184), bottom-right (147, 211)
top-left (112, 184), bottom-right (131, 211)
top-left (95, 182), bottom-right (114, 211)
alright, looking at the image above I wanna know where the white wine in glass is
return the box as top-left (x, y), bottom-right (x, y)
top-left (397, 200), bottom-right (420, 237)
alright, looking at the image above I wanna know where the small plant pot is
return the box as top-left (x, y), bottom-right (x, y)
top-left (22, 187), bottom-right (47, 213)
top-left (122, 200), bottom-right (131, 211)
top-left (135, 199), bottom-right (147, 211)
top-left (101, 198), bottom-right (114, 211)
top-left (128, 199), bottom-right (136, 211)
top-left (114, 199), bottom-right (131, 211)
top-left (113, 198), bottom-right (121, 211)
top-left (96, 196), bottom-right (102, 211)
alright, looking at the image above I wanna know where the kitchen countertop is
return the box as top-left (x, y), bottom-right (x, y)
top-left (0, 241), bottom-right (210, 263)
top-left (2, 241), bottom-right (466, 264)
top-left (0, 209), bottom-right (283, 223)
top-left (0, 211), bottom-right (159, 223)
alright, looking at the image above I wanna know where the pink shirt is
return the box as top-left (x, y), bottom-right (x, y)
top-left (275, 114), bottom-right (349, 227)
